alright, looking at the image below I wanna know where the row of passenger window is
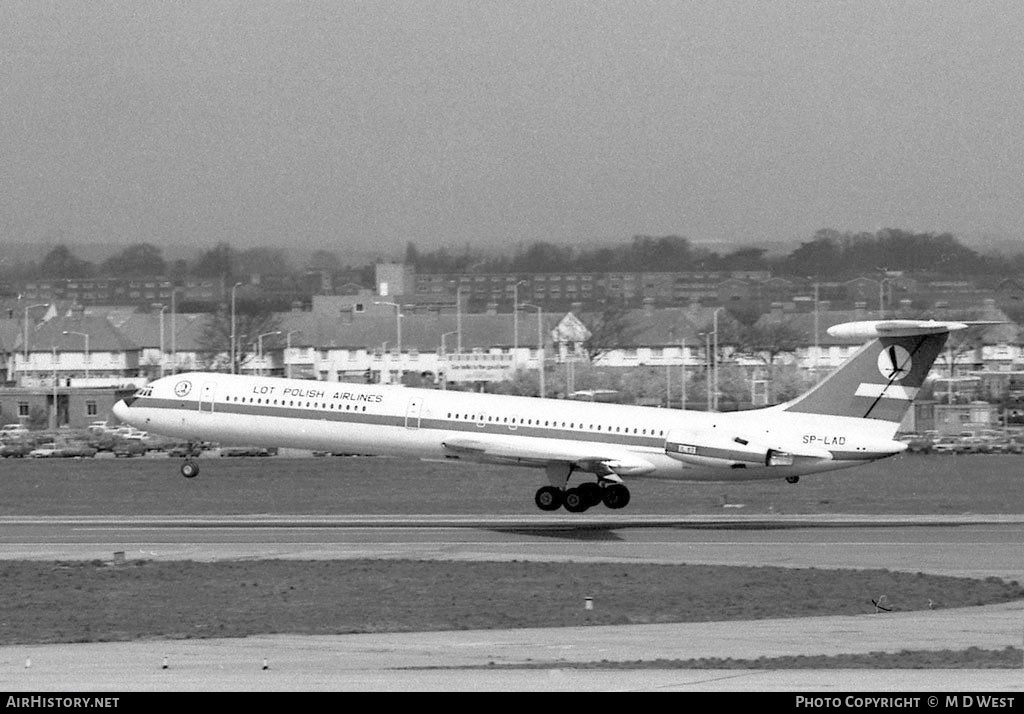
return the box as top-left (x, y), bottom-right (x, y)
top-left (225, 395), bottom-right (369, 412)
top-left (445, 411), bottom-right (664, 437)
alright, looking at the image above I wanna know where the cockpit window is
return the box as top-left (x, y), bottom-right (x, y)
top-left (135, 386), bottom-right (154, 398)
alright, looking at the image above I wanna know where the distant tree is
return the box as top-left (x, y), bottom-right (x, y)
top-left (236, 247), bottom-right (291, 276)
top-left (625, 235), bottom-right (694, 271)
top-left (580, 304), bottom-right (642, 362)
top-left (403, 242), bottom-right (481, 273)
top-left (39, 245), bottom-right (93, 279)
top-left (403, 241), bottom-right (419, 267)
top-left (509, 242), bottom-right (575, 273)
top-left (167, 258), bottom-right (189, 280)
top-left (192, 243), bottom-right (234, 280)
top-left (738, 319), bottom-right (806, 364)
top-left (783, 230), bottom-right (843, 277)
top-left (721, 246), bottom-right (768, 271)
top-left (733, 318), bottom-right (807, 403)
top-left (196, 300), bottom-right (282, 373)
top-left (26, 405), bottom-right (49, 431)
top-left (101, 243), bottom-right (166, 276)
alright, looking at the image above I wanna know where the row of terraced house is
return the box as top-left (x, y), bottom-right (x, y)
top-left (11, 263), bottom-right (1024, 314)
top-left (1, 285), bottom-right (1023, 433)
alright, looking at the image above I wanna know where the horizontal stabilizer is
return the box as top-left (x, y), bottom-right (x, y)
top-left (827, 320), bottom-right (968, 339)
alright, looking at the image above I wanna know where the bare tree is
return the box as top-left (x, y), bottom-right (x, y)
top-left (734, 318), bottom-right (807, 403)
top-left (580, 304), bottom-right (642, 362)
top-left (197, 302), bottom-right (282, 374)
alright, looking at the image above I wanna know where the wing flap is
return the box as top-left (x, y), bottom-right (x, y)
top-left (441, 436), bottom-right (656, 476)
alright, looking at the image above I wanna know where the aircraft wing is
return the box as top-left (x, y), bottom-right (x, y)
top-left (441, 436), bottom-right (657, 476)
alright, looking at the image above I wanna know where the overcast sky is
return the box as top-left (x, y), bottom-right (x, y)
top-left (2, 1), bottom-right (1022, 258)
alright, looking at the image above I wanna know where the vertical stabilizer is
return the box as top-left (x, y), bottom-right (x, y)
top-left (781, 320), bottom-right (960, 424)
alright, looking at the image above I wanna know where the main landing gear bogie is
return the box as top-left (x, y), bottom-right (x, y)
top-left (534, 482), bottom-right (630, 513)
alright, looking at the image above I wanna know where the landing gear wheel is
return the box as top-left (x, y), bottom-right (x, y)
top-left (563, 487), bottom-right (589, 513)
top-left (180, 460), bottom-right (200, 479)
top-left (785, 476), bottom-right (800, 484)
top-left (601, 484), bottom-right (630, 510)
top-left (578, 482), bottom-right (603, 508)
top-left (534, 486), bottom-right (563, 511)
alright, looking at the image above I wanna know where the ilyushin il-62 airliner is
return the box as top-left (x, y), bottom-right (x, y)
top-left (113, 319), bottom-right (967, 513)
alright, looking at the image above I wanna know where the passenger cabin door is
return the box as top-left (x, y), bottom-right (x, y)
top-left (199, 382), bottom-right (217, 413)
top-left (404, 397), bottom-right (423, 429)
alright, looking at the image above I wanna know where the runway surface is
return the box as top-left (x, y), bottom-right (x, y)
top-left (2, 513), bottom-right (1023, 691)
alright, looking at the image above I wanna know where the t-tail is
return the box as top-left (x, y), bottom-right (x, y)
top-left (778, 319), bottom-right (967, 426)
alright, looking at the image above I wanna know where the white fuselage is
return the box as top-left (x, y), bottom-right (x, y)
top-left (114, 372), bottom-right (904, 483)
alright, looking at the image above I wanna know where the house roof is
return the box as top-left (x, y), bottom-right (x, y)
top-left (270, 311), bottom-right (559, 351)
top-left (31, 315), bottom-right (140, 352)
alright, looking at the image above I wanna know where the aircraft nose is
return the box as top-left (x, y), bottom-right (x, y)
top-left (111, 399), bottom-right (132, 422)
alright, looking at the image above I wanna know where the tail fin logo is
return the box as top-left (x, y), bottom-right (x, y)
top-left (877, 345), bottom-right (911, 381)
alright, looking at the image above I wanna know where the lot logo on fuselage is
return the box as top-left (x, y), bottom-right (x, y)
top-left (877, 345), bottom-right (912, 382)
top-left (174, 380), bottom-right (193, 397)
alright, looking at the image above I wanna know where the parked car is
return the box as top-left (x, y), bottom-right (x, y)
top-left (87, 421), bottom-right (112, 435)
top-left (957, 436), bottom-right (990, 454)
top-left (986, 436), bottom-right (1023, 454)
top-left (166, 443), bottom-right (196, 458)
top-left (0, 424), bottom-right (28, 439)
top-left (220, 446), bottom-right (277, 457)
top-left (58, 444), bottom-right (98, 458)
top-left (29, 444), bottom-right (59, 458)
top-left (897, 433), bottom-right (933, 454)
top-left (930, 436), bottom-right (965, 455)
top-left (112, 439), bottom-right (147, 457)
top-left (0, 443), bottom-right (31, 458)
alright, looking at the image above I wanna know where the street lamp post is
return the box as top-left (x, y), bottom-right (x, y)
top-left (62, 331), bottom-right (90, 380)
top-left (813, 282), bottom-right (820, 377)
top-left (877, 277), bottom-right (895, 318)
top-left (159, 305), bottom-right (168, 377)
top-left (702, 332), bottom-right (712, 411)
top-left (230, 282), bottom-right (242, 374)
top-left (521, 303), bottom-right (544, 398)
top-left (258, 331), bottom-right (282, 376)
top-left (374, 301), bottom-right (402, 354)
top-left (170, 286), bottom-right (177, 375)
top-left (712, 307), bottom-right (724, 411)
top-left (51, 344), bottom-right (58, 430)
top-left (375, 301), bottom-right (403, 383)
top-left (440, 330), bottom-right (458, 390)
top-left (512, 279), bottom-right (527, 365)
top-left (455, 286), bottom-right (466, 354)
top-left (285, 330), bottom-right (302, 379)
top-left (680, 337), bottom-right (686, 410)
top-left (22, 303), bottom-right (49, 378)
